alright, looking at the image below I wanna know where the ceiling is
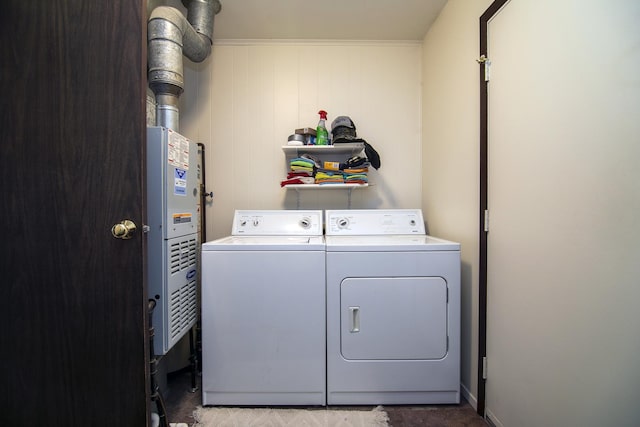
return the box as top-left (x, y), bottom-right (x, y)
top-left (211, 0), bottom-right (448, 41)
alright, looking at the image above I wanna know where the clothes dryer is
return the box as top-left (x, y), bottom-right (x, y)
top-left (325, 209), bottom-right (461, 405)
top-left (201, 210), bottom-right (325, 406)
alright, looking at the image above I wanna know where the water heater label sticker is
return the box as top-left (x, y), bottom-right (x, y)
top-left (167, 132), bottom-right (190, 170)
top-left (174, 168), bottom-right (187, 196)
top-left (173, 213), bottom-right (192, 224)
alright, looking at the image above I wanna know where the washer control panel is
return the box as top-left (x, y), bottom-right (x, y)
top-left (232, 210), bottom-right (323, 236)
top-left (326, 209), bottom-right (425, 235)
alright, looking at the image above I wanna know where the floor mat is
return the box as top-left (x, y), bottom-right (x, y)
top-left (193, 406), bottom-right (389, 427)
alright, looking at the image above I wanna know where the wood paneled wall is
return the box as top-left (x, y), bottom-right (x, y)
top-left (180, 41), bottom-right (423, 239)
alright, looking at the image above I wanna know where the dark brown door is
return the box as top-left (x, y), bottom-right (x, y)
top-left (1, 1), bottom-right (149, 425)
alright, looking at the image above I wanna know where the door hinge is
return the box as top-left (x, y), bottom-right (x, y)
top-left (484, 209), bottom-right (490, 232)
top-left (482, 356), bottom-right (488, 380)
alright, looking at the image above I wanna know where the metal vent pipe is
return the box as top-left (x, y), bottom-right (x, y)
top-left (148, 0), bottom-right (221, 131)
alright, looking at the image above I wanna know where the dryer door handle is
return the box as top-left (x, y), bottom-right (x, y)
top-left (349, 306), bottom-right (360, 333)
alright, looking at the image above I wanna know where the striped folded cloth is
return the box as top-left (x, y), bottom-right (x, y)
top-left (315, 170), bottom-right (344, 184)
top-left (344, 172), bottom-right (368, 185)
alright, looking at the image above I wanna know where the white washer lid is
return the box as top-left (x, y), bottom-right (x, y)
top-left (324, 234), bottom-right (459, 252)
top-left (202, 235), bottom-right (325, 251)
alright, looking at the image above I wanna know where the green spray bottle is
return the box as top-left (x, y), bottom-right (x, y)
top-left (316, 110), bottom-right (329, 145)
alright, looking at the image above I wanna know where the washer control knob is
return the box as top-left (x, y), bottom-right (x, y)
top-left (337, 217), bottom-right (349, 229)
top-left (299, 217), bottom-right (311, 229)
top-left (410, 219), bottom-right (416, 226)
top-left (240, 220), bottom-right (247, 227)
top-left (253, 219), bottom-right (259, 227)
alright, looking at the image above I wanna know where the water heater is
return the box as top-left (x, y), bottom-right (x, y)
top-left (147, 126), bottom-right (201, 355)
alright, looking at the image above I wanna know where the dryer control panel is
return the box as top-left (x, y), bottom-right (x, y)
top-left (326, 209), bottom-right (425, 235)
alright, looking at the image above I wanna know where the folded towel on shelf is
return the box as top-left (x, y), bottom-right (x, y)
top-left (287, 171), bottom-right (313, 178)
top-left (281, 155), bottom-right (319, 186)
top-left (280, 176), bottom-right (316, 187)
top-left (290, 166), bottom-right (313, 173)
top-left (289, 156), bottom-right (317, 175)
top-left (344, 173), bottom-right (368, 181)
top-left (344, 172), bottom-right (368, 185)
top-left (343, 167), bottom-right (368, 174)
top-left (315, 169), bottom-right (344, 185)
top-left (300, 153), bottom-right (321, 168)
top-left (290, 159), bottom-right (315, 168)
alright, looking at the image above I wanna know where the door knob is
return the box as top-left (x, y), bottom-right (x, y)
top-left (111, 220), bottom-right (137, 240)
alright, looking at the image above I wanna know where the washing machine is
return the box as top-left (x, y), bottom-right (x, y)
top-left (201, 210), bottom-right (325, 406)
top-left (325, 209), bottom-right (461, 405)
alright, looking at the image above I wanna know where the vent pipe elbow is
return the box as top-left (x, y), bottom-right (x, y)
top-left (148, 0), bottom-right (221, 131)
top-left (182, 0), bottom-right (221, 44)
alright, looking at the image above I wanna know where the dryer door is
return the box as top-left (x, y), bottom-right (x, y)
top-left (340, 277), bottom-right (448, 360)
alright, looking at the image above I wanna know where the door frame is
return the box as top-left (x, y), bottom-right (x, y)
top-left (477, 0), bottom-right (510, 417)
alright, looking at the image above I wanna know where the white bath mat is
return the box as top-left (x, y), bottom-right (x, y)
top-left (193, 405), bottom-right (389, 427)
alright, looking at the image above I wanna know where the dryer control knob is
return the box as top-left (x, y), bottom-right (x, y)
top-left (299, 217), bottom-right (311, 229)
top-left (337, 217), bottom-right (349, 229)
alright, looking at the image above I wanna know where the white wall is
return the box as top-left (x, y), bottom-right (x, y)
top-left (423, 1), bottom-right (640, 425)
top-left (421, 0), bottom-right (493, 408)
top-left (181, 41), bottom-right (423, 239)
